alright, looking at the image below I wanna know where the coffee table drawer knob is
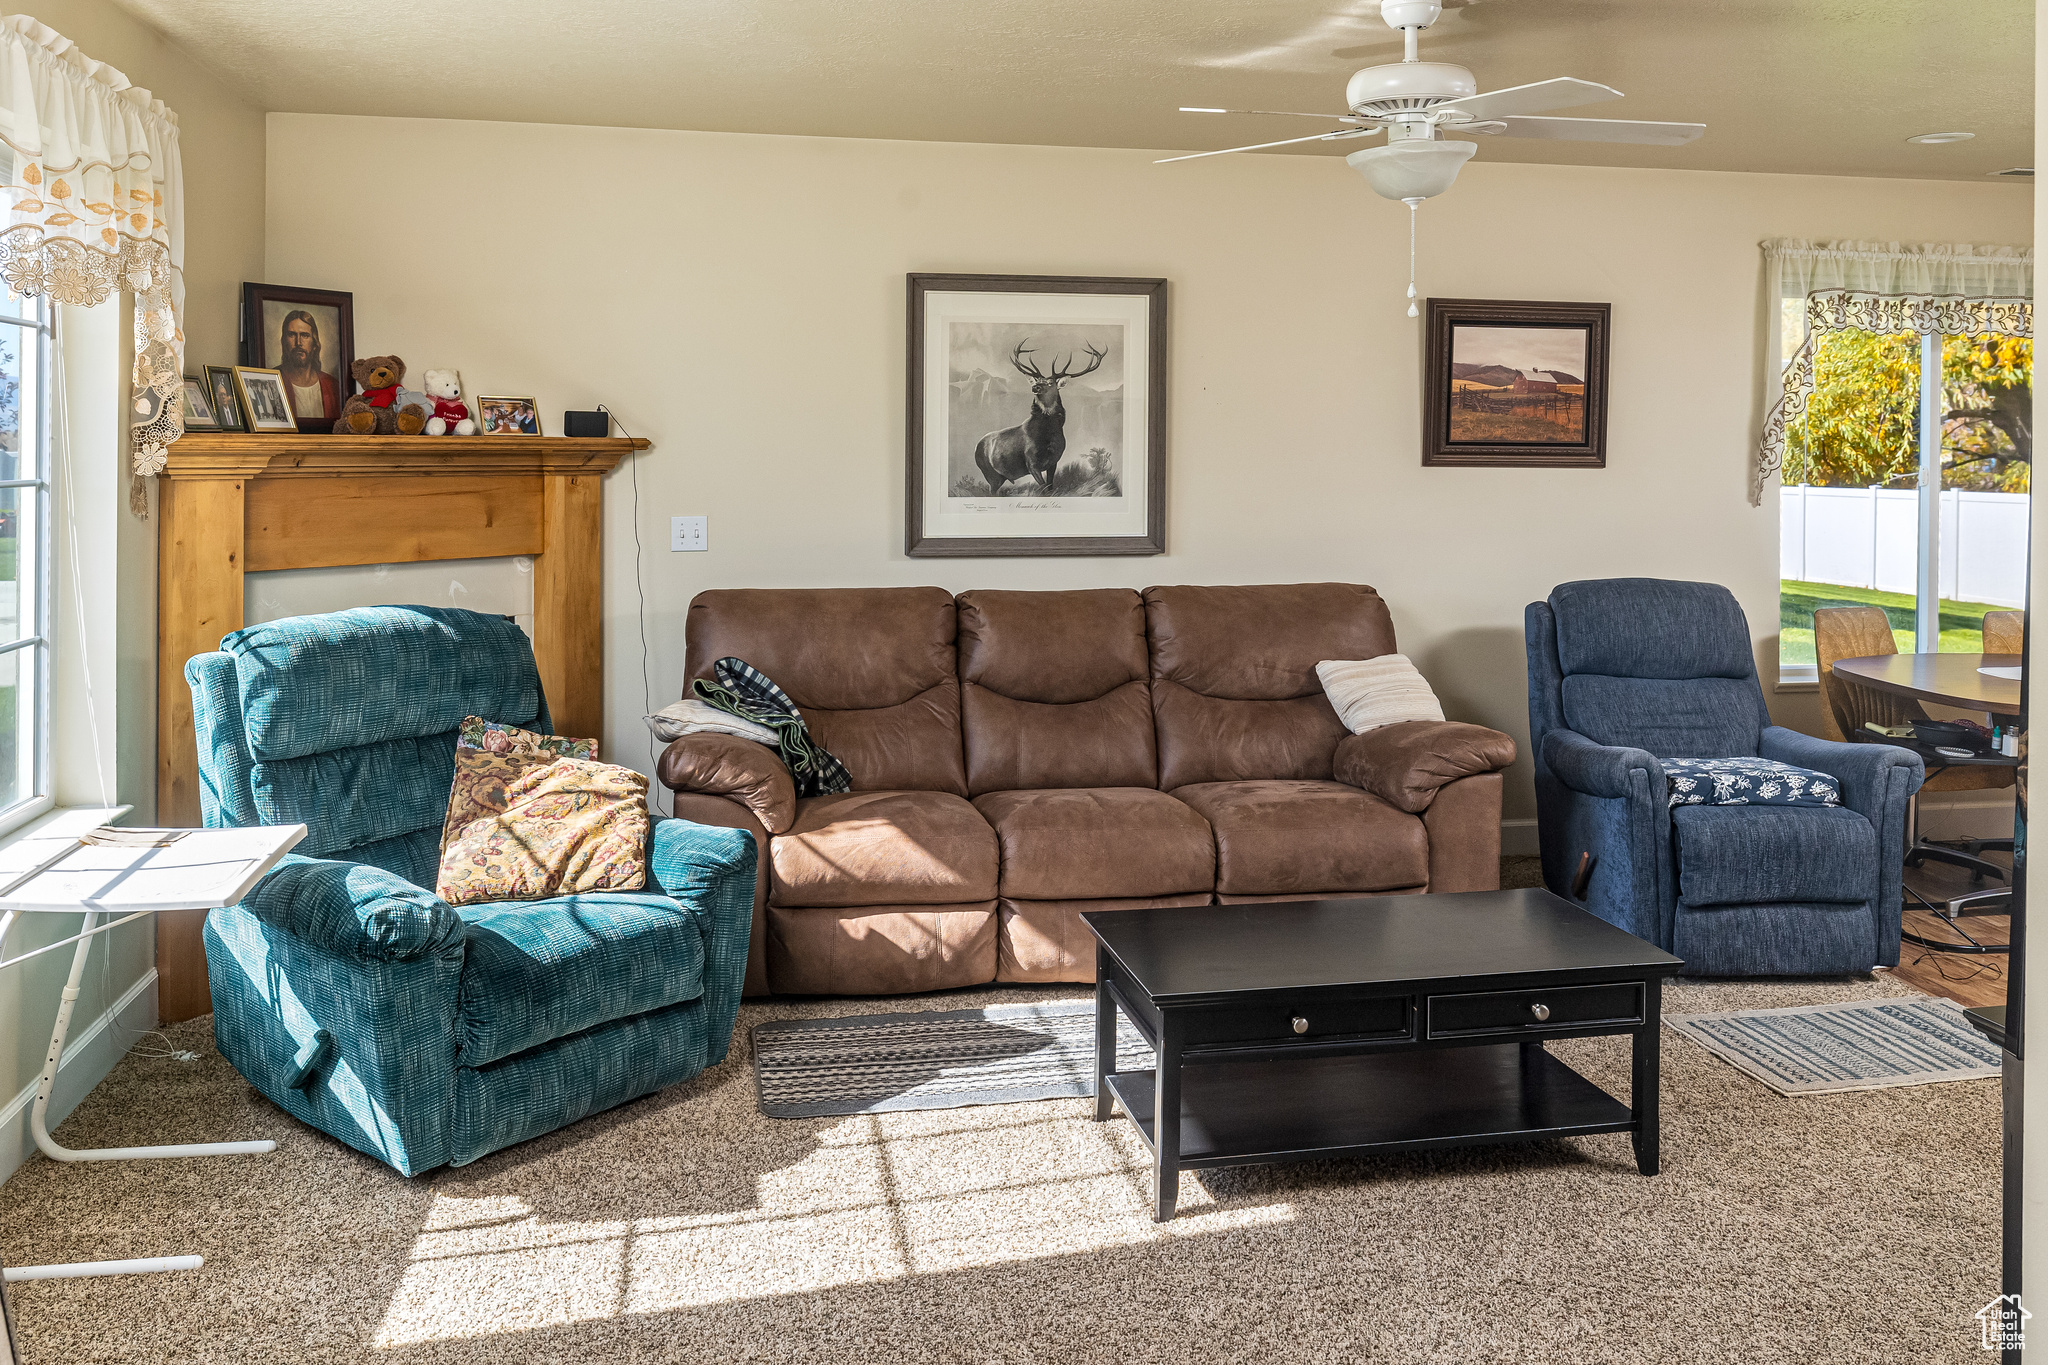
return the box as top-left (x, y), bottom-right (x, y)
top-left (1529, 1002), bottom-right (1551, 1022)
top-left (1292, 1016), bottom-right (1309, 1034)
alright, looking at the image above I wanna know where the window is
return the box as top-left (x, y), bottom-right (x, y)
top-left (0, 284), bottom-right (50, 819)
top-left (1779, 303), bottom-right (2032, 677)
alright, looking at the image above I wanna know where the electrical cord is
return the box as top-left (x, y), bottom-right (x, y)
top-left (596, 405), bottom-right (668, 817)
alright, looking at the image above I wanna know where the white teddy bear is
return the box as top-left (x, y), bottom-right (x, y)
top-left (422, 368), bottom-right (476, 436)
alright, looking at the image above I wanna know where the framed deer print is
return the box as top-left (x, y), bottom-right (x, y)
top-left (907, 273), bottom-right (1166, 557)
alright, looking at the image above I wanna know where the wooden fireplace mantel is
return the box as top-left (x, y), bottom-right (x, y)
top-left (155, 432), bottom-right (647, 1020)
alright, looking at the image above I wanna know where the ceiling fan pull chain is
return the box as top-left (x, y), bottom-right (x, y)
top-left (1404, 195), bottom-right (1422, 318)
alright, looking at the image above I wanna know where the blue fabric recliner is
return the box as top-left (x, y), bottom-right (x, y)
top-left (1526, 579), bottom-right (1923, 976)
top-left (188, 605), bottom-right (756, 1175)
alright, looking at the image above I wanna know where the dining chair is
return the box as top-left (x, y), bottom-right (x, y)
top-left (1983, 610), bottom-right (2025, 656)
top-left (1813, 605), bottom-right (2013, 931)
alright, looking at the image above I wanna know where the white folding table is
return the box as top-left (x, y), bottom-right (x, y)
top-left (0, 810), bottom-right (304, 1282)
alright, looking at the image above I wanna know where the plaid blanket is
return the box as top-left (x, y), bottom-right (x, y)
top-left (690, 657), bottom-right (852, 798)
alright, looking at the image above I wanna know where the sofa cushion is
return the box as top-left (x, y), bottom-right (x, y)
top-left (1146, 584), bottom-right (1395, 789)
top-left (767, 903), bottom-right (997, 994)
top-left (1671, 803), bottom-right (1876, 907)
top-left (455, 890), bottom-right (705, 1067)
top-left (973, 787), bottom-right (1215, 900)
top-left (997, 894), bottom-right (1212, 983)
top-left (769, 791), bottom-right (998, 908)
top-left (1171, 780), bottom-right (1428, 896)
top-left (959, 589), bottom-right (1155, 793)
top-left (685, 587), bottom-right (967, 795)
top-left (224, 605), bottom-right (543, 763)
top-left (1561, 675), bottom-right (1766, 759)
top-left (1549, 579), bottom-right (1756, 680)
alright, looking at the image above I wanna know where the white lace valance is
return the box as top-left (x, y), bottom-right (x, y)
top-left (1754, 239), bottom-right (2032, 505)
top-left (0, 15), bottom-right (182, 517)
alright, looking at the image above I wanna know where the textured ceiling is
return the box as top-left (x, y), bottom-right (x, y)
top-left (116, 0), bottom-right (2032, 181)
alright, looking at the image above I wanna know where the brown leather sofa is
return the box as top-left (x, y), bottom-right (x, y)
top-left (660, 583), bottom-right (1516, 997)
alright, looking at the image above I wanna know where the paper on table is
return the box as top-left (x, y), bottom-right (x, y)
top-left (1979, 665), bottom-right (2023, 681)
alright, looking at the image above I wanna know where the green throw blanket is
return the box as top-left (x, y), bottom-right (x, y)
top-left (690, 657), bottom-right (852, 799)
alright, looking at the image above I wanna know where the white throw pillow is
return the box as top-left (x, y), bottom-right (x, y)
top-left (1316, 655), bottom-right (1446, 734)
top-left (644, 698), bottom-right (780, 747)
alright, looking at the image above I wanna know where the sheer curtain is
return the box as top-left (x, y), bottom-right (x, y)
top-left (1754, 239), bottom-right (2031, 505)
top-left (0, 15), bottom-right (182, 516)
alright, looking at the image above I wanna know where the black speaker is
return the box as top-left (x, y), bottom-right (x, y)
top-left (564, 409), bottom-right (609, 438)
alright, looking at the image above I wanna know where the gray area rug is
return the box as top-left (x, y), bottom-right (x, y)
top-left (753, 1001), bottom-right (1152, 1117)
top-left (1665, 996), bottom-right (2002, 1095)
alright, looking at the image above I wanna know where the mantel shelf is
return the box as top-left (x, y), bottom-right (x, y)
top-left (164, 433), bottom-right (649, 480)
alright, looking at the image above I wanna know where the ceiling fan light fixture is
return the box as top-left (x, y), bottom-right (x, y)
top-left (1906, 131), bottom-right (1975, 145)
top-left (1346, 139), bottom-right (1477, 201)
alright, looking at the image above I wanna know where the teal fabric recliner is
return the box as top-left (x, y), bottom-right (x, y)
top-left (188, 605), bottom-right (755, 1175)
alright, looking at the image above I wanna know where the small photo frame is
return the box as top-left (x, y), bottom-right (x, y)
top-left (476, 395), bottom-right (541, 436)
top-left (234, 366), bottom-right (298, 433)
top-left (179, 375), bottom-right (219, 432)
top-left (205, 365), bottom-right (247, 431)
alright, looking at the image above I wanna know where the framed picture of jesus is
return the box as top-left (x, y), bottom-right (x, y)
top-left (1423, 297), bottom-right (1610, 468)
top-left (907, 273), bottom-right (1166, 557)
top-left (239, 282), bottom-right (355, 434)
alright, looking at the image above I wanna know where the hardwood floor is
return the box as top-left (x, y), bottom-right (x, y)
top-left (1890, 847), bottom-right (2012, 1009)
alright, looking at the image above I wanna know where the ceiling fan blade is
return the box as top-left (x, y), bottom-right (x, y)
top-left (1432, 77), bottom-right (1623, 122)
top-left (1493, 115), bottom-right (1706, 146)
top-left (1154, 127), bottom-right (1376, 164)
top-left (1181, 107), bottom-right (1363, 121)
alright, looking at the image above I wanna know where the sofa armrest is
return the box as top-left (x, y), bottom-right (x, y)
top-left (1541, 728), bottom-right (1663, 801)
top-left (1332, 721), bottom-right (1517, 813)
top-left (657, 733), bottom-right (796, 834)
top-left (648, 817), bottom-right (760, 1059)
top-left (1757, 725), bottom-right (1925, 820)
top-left (240, 854), bottom-right (464, 963)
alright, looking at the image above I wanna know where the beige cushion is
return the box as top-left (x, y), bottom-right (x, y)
top-left (1316, 655), bottom-right (1445, 734)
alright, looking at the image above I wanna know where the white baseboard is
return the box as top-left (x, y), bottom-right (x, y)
top-left (0, 968), bottom-right (158, 1187)
top-left (1500, 818), bottom-right (1539, 858)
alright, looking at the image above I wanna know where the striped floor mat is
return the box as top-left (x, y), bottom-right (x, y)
top-left (1664, 996), bottom-right (2003, 1096)
top-left (752, 1001), bottom-right (1154, 1118)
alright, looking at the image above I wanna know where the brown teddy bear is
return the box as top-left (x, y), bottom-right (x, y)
top-left (334, 356), bottom-right (429, 435)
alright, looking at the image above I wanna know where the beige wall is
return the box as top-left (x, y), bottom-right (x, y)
top-left (260, 113), bottom-right (2031, 824)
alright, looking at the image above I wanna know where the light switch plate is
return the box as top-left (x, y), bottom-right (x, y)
top-left (671, 516), bottom-right (707, 552)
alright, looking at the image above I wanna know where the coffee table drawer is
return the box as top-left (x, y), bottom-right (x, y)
top-left (1426, 982), bottom-right (1644, 1039)
top-left (1182, 994), bottom-right (1412, 1050)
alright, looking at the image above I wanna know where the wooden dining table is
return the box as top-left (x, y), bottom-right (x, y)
top-left (1831, 651), bottom-right (2022, 716)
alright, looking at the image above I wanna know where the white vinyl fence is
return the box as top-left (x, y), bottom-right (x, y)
top-left (1780, 485), bottom-right (2029, 608)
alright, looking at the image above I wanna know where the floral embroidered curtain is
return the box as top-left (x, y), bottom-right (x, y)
top-left (0, 15), bottom-right (182, 516)
top-left (1754, 239), bottom-right (2031, 506)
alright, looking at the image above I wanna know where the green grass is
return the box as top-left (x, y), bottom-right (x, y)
top-left (0, 536), bottom-right (15, 582)
top-left (1779, 579), bottom-right (2013, 664)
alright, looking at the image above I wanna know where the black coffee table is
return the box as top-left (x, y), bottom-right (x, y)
top-left (1083, 889), bottom-right (1684, 1221)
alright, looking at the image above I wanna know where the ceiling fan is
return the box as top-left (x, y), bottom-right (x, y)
top-left (1163, 0), bottom-right (1706, 313)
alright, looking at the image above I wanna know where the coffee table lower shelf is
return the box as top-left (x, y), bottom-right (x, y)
top-left (1102, 1045), bottom-right (1634, 1170)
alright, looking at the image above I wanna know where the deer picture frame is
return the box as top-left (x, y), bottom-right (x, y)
top-left (907, 273), bottom-right (1167, 557)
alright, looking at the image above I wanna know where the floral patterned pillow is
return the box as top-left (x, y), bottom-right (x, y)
top-left (1660, 757), bottom-right (1841, 809)
top-left (436, 717), bottom-right (648, 906)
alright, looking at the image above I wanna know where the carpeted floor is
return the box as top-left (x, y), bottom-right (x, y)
top-left (0, 872), bottom-right (2000, 1363)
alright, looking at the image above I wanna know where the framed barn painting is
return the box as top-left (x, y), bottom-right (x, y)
top-left (907, 273), bottom-right (1166, 557)
top-left (1423, 298), bottom-right (1610, 468)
